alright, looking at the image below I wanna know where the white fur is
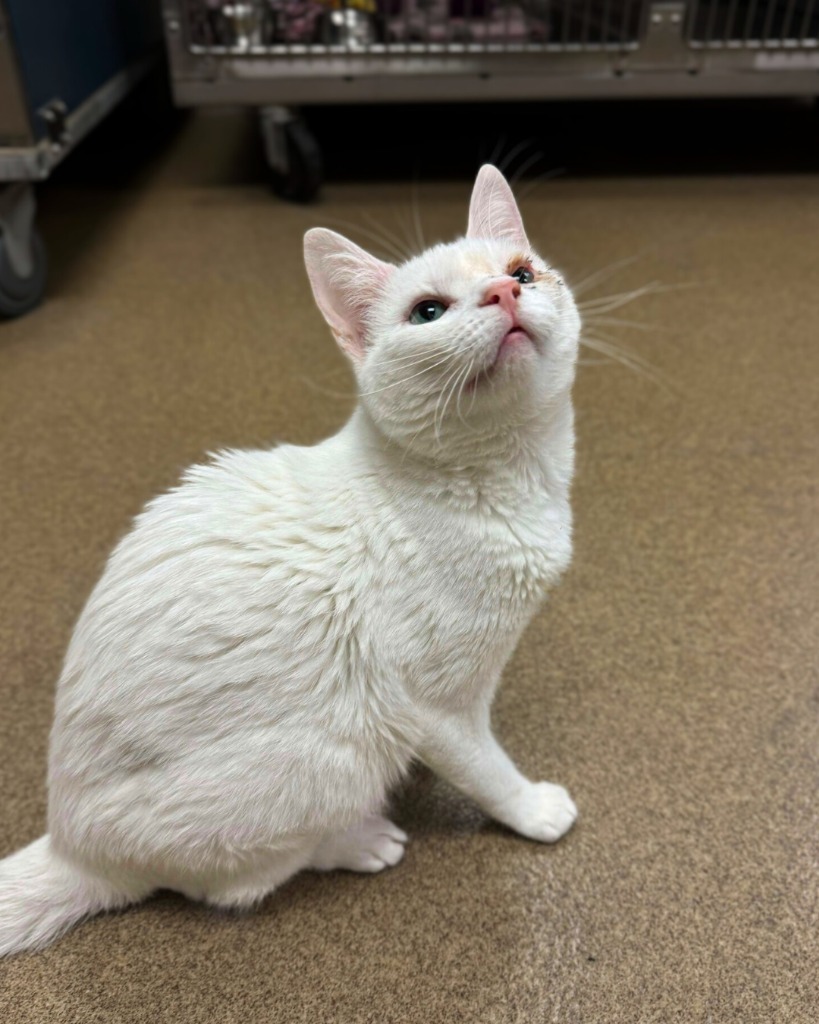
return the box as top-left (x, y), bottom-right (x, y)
top-left (0, 166), bottom-right (580, 956)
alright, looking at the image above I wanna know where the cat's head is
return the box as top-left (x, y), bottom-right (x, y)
top-left (304, 165), bottom-right (579, 461)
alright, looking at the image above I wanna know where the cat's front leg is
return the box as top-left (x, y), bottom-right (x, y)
top-left (417, 702), bottom-right (577, 843)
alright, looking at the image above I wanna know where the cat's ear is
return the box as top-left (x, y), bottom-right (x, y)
top-left (466, 165), bottom-right (529, 249)
top-left (304, 228), bottom-right (393, 362)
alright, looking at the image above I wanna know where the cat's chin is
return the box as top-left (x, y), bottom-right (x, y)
top-left (467, 329), bottom-right (536, 391)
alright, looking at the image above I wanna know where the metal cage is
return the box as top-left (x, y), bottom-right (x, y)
top-left (180, 1), bottom-right (651, 55)
top-left (686, 1), bottom-right (819, 48)
top-left (161, 1), bottom-right (819, 198)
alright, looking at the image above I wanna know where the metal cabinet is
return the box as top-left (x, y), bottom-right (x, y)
top-left (0, 0), bottom-right (160, 317)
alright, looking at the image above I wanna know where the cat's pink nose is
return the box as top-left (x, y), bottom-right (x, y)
top-left (481, 278), bottom-right (521, 316)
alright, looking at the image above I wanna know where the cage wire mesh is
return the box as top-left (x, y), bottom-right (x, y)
top-left (182, 1), bottom-right (651, 53)
top-left (686, 1), bottom-right (819, 47)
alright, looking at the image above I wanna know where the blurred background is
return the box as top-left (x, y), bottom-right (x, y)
top-left (1, 4), bottom-right (818, 1024)
top-left (1, 1), bottom-right (819, 310)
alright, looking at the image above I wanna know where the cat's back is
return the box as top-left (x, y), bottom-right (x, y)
top-left (56, 437), bottom-right (362, 700)
top-left (139, 439), bottom-right (347, 548)
top-left (117, 436), bottom-right (354, 579)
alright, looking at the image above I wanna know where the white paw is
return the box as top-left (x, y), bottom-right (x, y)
top-left (512, 782), bottom-right (578, 844)
top-left (313, 815), bottom-right (409, 873)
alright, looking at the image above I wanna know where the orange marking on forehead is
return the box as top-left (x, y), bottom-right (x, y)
top-left (458, 252), bottom-right (496, 275)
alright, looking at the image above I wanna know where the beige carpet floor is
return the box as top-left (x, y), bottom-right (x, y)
top-left (1, 105), bottom-right (818, 1023)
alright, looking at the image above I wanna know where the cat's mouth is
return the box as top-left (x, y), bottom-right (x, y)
top-left (466, 323), bottom-right (534, 390)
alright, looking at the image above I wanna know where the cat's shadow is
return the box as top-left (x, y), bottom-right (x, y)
top-left (389, 761), bottom-right (493, 838)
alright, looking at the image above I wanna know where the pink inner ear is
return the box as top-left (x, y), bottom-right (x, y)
top-left (337, 259), bottom-right (393, 361)
top-left (467, 165), bottom-right (529, 249)
top-left (304, 228), bottom-right (394, 362)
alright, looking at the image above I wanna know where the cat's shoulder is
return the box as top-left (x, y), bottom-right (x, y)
top-left (136, 441), bottom-right (333, 529)
top-left (183, 444), bottom-right (297, 487)
top-left (177, 438), bottom-right (347, 496)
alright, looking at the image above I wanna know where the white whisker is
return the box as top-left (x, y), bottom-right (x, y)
top-left (358, 354), bottom-right (456, 398)
top-left (487, 135), bottom-right (507, 168)
top-left (441, 361), bottom-right (474, 434)
top-left (362, 212), bottom-right (416, 263)
top-left (323, 217), bottom-right (406, 264)
top-left (582, 329), bottom-right (661, 372)
top-left (377, 344), bottom-right (449, 364)
top-left (580, 334), bottom-right (677, 395)
top-left (455, 359), bottom-right (476, 427)
top-left (582, 315), bottom-right (657, 333)
top-left (499, 138), bottom-right (537, 175)
top-left (509, 149), bottom-right (545, 187)
top-left (411, 179), bottom-right (426, 254)
top-left (516, 167), bottom-right (566, 203)
top-left (374, 346), bottom-right (454, 374)
top-left (579, 281), bottom-right (695, 315)
top-left (570, 255), bottom-right (643, 297)
top-left (433, 361), bottom-right (467, 445)
top-left (394, 209), bottom-right (419, 259)
top-left (299, 376), bottom-right (356, 401)
top-left (579, 287), bottom-right (658, 312)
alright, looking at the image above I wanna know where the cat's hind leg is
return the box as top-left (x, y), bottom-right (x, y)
top-left (200, 843), bottom-right (314, 910)
top-left (199, 815), bottom-right (408, 908)
top-left (309, 815), bottom-right (408, 873)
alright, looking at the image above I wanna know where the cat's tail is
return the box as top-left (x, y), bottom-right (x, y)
top-left (0, 835), bottom-right (138, 956)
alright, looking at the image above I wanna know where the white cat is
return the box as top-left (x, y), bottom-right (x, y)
top-left (0, 165), bottom-right (580, 956)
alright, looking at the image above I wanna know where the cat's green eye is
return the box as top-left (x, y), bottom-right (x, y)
top-left (511, 266), bottom-right (535, 285)
top-left (409, 299), bottom-right (447, 325)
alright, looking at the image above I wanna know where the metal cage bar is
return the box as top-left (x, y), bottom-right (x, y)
top-left (687, 0), bottom-right (819, 47)
top-left (181, 0), bottom-right (651, 56)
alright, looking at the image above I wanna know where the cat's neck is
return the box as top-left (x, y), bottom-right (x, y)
top-left (343, 399), bottom-right (574, 512)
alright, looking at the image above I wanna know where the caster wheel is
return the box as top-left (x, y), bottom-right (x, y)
top-left (269, 119), bottom-right (323, 203)
top-left (0, 228), bottom-right (48, 319)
